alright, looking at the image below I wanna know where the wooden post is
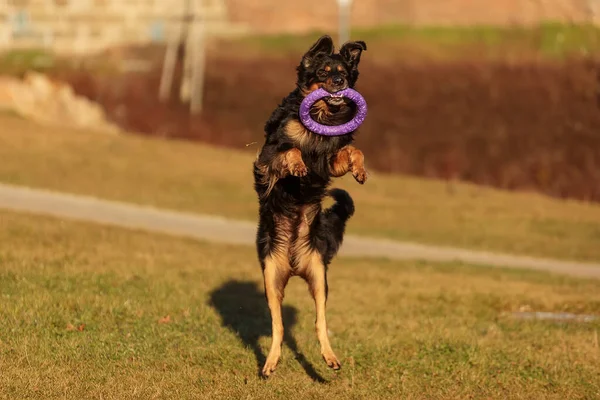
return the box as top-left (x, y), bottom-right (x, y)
top-left (189, 16), bottom-right (205, 114)
top-left (158, 0), bottom-right (206, 113)
top-left (158, 24), bottom-right (181, 102)
top-left (179, 30), bottom-right (193, 103)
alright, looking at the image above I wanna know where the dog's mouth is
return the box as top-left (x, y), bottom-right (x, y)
top-left (325, 93), bottom-right (346, 106)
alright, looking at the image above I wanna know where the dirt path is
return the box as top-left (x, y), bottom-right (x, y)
top-left (1, 183), bottom-right (599, 279)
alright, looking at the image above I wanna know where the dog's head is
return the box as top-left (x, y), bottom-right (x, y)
top-left (297, 35), bottom-right (367, 106)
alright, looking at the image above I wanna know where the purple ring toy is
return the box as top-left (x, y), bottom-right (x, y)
top-left (299, 88), bottom-right (367, 136)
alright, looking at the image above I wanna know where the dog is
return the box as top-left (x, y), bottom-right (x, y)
top-left (253, 35), bottom-right (368, 377)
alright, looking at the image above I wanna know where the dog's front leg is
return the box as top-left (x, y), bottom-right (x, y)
top-left (256, 146), bottom-right (308, 197)
top-left (329, 145), bottom-right (367, 184)
top-left (273, 147), bottom-right (308, 178)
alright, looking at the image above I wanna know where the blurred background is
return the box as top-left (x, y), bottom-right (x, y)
top-left (2, 3), bottom-right (600, 396)
top-left (0, 0), bottom-right (599, 202)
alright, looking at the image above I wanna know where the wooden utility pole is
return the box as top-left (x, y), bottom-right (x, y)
top-left (337, 0), bottom-right (353, 44)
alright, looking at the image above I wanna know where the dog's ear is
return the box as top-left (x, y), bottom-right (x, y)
top-left (302, 35), bottom-right (334, 68)
top-left (340, 40), bottom-right (367, 66)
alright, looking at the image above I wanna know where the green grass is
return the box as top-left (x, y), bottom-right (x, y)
top-left (228, 22), bottom-right (600, 61)
top-left (0, 48), bottom-right (123, 77)
top-left (1, 114), bottom-right (600, 262)
top-left (0, 210), bottom-right (599, 399)
top-left (0, 49), bottom-right (56, 75)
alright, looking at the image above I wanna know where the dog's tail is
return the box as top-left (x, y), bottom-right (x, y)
top-left (318, 188), bottom-right (355, 262)
top-left (325, 188), bottom-right (355, 223)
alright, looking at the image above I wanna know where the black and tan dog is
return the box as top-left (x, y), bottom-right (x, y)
top-left (253, 35), bottom-right (368, 377)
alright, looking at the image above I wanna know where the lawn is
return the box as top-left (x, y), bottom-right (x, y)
top-left (1, 114), bottom-right (600, 262)
top-left (223, 23), bottom-right (600, 61)
top-left (0, 210), bottom-right (599, 399)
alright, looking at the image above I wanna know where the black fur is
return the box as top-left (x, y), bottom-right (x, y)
top-left (253, 35), bottom-right (367, 269)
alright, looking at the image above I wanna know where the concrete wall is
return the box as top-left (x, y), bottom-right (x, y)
top-left (225, 0), bottom-right (599, 34)
top-left (0, 0), bottom-right (246, 54)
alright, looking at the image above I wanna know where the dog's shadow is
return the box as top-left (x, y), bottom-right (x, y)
top-left (208, 280), bottom-right (326, 382)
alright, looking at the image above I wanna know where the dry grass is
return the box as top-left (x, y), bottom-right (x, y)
top-left (0, 210), bottom-right (599, 399)
top-left (1, 114), bottom-right (600, 262)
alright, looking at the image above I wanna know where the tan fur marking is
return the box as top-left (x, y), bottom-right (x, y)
top-left (301, 203), bottom-right (320, 226)
top-left (284, 148), bottom-right (307, 177)
top-left (272, 215), bottom-right (294, 259)
top-left (262, 254), bottom-right (291, 376)
top-left (290, 203), bottom-right (320, 276)
top-left (302, 82), bottom-right (323, 96)
top-left (325, 65), bottom-right (331, 72)
top-left (285, 120), bottom-right (311, 147)
top-left (256, 147), bottom-right (309, 198)
top-left (293, 244), bottom-right (313, 277)
top-left (337, 65), bottom-right (344, 72)
top-left (329, 145), bottom-right (368, 183)
top-left (300, 82), bottom-right (335, 125)
top-left (256, 160), bottom-right (280, 198)
top-left (302, 251), bottom-right (341, 370)
top-left (311, 99), bottom-right (332, 124)
top-left (349, 147), bottom-right (367, 184)
top-left (329, 147), bottom-right (352, 177)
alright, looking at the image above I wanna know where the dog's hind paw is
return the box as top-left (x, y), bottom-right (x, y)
top-left (322, 351), bottom-right (342, 370)
top-left (261, 358), bottom-right (279, 378)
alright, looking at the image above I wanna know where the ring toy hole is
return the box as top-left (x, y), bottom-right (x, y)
top-left (299, 88), bottom-right (367, 136)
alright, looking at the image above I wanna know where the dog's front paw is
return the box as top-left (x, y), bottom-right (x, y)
top-left (289, 162), bottom-right (308, 177)
top-left (352, 167), bottom-right (368, 184)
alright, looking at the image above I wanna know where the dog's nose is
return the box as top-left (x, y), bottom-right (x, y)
top-left (332, 75), bottom-right (345, 87)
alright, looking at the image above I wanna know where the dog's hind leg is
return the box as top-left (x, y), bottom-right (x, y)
top-left (304, 252), bottom-right (341, 370)
top-left (262, 254), bottom-right (291, 377)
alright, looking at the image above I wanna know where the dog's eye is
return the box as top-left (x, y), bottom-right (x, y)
top-left (316, 69), bottom-right (328, 78)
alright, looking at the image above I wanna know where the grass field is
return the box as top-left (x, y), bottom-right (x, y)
top-left (1, 114), bottom-right (600, 262)
top-left (1, 23), bottom-right (599, 77)
top-left (0, 210), bottom-right (599, 399)
top-left (229, 23), bottom-right (600, 61)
